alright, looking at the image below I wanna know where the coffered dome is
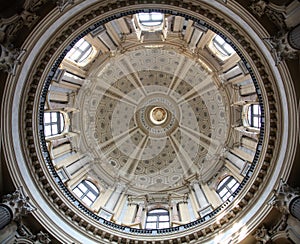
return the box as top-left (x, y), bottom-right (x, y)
top-left (73, 47), bottom-right (230, 194)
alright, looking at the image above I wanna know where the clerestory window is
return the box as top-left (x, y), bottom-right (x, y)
top-left (44, 111), bottom-right (64, 137)
top-left (213, 35), bottom-right (235, 56)
top-left (73, 180), bottom-right (99, 207)
top-left (138, 12), bottom-right (164, 27)
top-left (216, 176), bottom-right (239, 202)
top-left (247, 104), bottom-right (261, 128)
top-left (67, 38), bottom-right (93, 63)
top-left (145, 209), bottom-right (170, 229)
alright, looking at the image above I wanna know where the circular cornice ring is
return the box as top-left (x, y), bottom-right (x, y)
top-left (1, 1), bottom-right (297, 243)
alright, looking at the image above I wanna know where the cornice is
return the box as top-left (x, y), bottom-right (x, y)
top-left (1, 0), bottom-right (297, 243)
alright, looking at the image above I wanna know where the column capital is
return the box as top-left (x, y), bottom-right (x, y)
top-left (269, 179), bottom-right (300, 214)
top-left (1, 186), bottom-right (36, 221)
top-left (253, 225), bottom-right (271, 244)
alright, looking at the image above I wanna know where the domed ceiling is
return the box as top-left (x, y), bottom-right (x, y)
top-left (74, 47), bottom-right (229, 193)
top-left (29, 5), bottom-right (282, 242)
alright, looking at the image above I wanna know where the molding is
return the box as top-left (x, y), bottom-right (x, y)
top-left (1, 0), bottom-right (297, 243)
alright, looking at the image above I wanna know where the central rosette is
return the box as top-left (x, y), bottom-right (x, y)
top-left (150, 107), bottom-right (167, 125)
top-left (135, 93), bottom-right (180, 138)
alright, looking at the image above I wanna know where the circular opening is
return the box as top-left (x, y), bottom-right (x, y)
top-left (149, 106), bottom-right (168, 125)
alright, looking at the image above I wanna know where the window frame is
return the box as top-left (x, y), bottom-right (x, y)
top-left (72, 180), bottom-right (100, 207)
top-left (247, 104), bottom-right (261, 128)
top-left (216, 176), bottom-right (239, 202)
top-left (67, 38), bottom-right (93, 63)
top-left (212, 35), bottom-right (235, 56)
top-left (137, 12), bottom-right (164, 27)
top-left (145, 208), bottom-right (170, 229)
top-left (44, 111), bottom-right (64, 137)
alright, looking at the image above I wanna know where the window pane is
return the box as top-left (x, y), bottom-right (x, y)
top-left (87, 192), bottom-right (97, 201)
top-left (79, 41), bottom-right (89, 50)
top-left (82, 196), bottom-right (93, 206)
top-left (73, 188), bottom-right (83, 198)
top-left (44, 113), bottom-right (51, 123)
top-left (159, 215), bottom-right (169, 221)
top-left (44, 126), bottom-right (51, 136)
top-left (253, 105), bottom-right (260, 114)
top-left (151, 13), bottom-right (163, 21)
top-left (152, 209), bottom-right (167, 214)
top-left (71, 50), bottom-right (82, 60)
top-left (51, 112), bottom-right (57, 122)
top-left (52, 125), bottom-right (58, 134)
top-left (222, 192), bottom-right (231, 201)
top-left (146, 223), bottom-right (156, 229)
top-left (75, 38), bottom-right (84, 47)
top-left (232, 183), bottom-right (239, 192)
top-left (78, 183), bottom-right (87, 192)
top-left (253, 117), bottom-right (259, 127)
top-left (227, 179), bottom-right (235, 188)
top-left (158, 222), bottom-right (169, 229)
top-left (138, 13), bottom-right (150, 21)
top-left (86, 181), bottom-right (99, 194)
top-left (224, 43), bottom-right (234, 55)
top-left (147, 216), bottom-right (157, 222)
top-left (215, 35), bottom-right (225, 44)
top-left (219, 188), bottom-right (227, 197)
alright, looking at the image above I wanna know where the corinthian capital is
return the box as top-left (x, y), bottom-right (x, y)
top-left (1, 186), bottom-right (36, 221)
top-left (269, 179), bottom-right (300, 214)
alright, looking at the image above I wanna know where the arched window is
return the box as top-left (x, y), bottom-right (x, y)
top-left (213, 35), bottom-right (235, 56)
top-left (216, 176), bottom-right (239, 202)
top-left (138, 12), bottom-right (163, 26)
top-left (73, 180), bottom-right (99, 206)
top-left (67, 38), bottom-right (93, 63)
top-left (247, 104), bottom-right (261, 128)
top-left (145, 209), bottom-right (170, 229)
top-left (44, 111), bottom-right (64, 137)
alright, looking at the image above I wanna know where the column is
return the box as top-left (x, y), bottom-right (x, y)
top-left (201, 183), bottom-right (222, 208)
top-left (239, 83), bottom-right (256, 96)
top-left (192, 182), bottom-right (209, 209)
top-left (104, 184), bottom-right (124, 212)
top-left (0, 187), bottom-right (35, 230)
top-left (224, 159), bottom-right (244, 182)
top-left (171, 201), bottom-right (179, 223)
top-left (241, 136), bottom-right (257, 151)
top-left (178, 202), bottom-right (190, 223)
top-left (225, 150), bottom-right (245, 171)
top-left (134, 203), bottom-right (144, 224)
top-left (0, 205), bottom-right (12, 229)
top-left (288, 24), bottom-right (300, 50)
top-left (221, 53), bottom-right (240, 72)
top-left (290, 197), bottom-right (300, 220)
top-left (122, 203), bottom-right (137, 225)
top-left (51, 143), bottom-right (72, 159)
top-left (231, 147), bottom-right (253, 163)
